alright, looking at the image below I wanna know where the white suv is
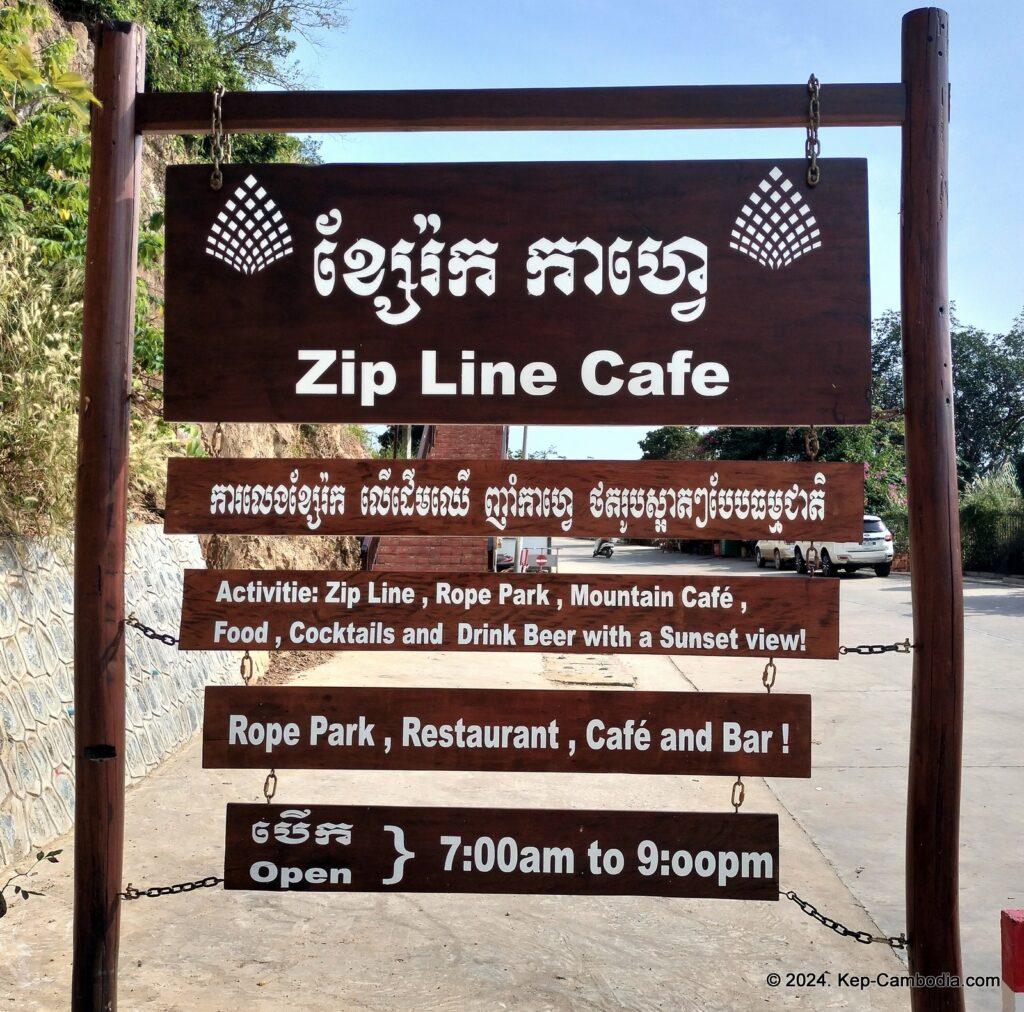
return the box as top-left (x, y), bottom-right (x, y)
top-left (793, 515), bottom-right (895, 578)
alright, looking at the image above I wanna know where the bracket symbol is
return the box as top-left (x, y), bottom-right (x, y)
top-left (382, 825), bottom-right (416, 885)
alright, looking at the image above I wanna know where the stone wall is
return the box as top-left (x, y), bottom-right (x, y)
top-left (0, 526), bottom-right (262, 871)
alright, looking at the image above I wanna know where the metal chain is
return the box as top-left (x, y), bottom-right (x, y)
top-left (210, 83), bottom-right (226, 190)
top-left (761, 657), bottom-right (777, 694)
top-left (803, 543), bottom-right (820, 577)
top-left (731, 776), bottom-right (745, 812)
top-left (210, 421), bottom-right (224, 457)
top-left (783, 889), bottom-right (908, 949)
top-left (801, 426), bottom-right (821, 581)
top-left (805, 74), bottom-right (821, 186)
top-left (121, 876), bottom-right (223, 900)
top-left (263, 769), bottom-right (278, 803)
top-left (125, 613), bottom-right (178, 647)
top-left (240, 649), bottom-right (254, 685)
top-left (804, 424), bottom-right (820, 462)
top-left (840, 639), bottom-right (913, 656)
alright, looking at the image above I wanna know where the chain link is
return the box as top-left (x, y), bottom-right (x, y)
top-left (121, 876), bottom-right (223, 900)
top-left (804, 424), bottom-right (820, 462)
top-left (240, 649), bottom-right (254, 685)
top-left (761, 657), bottom-right (777, 694)
top-left (125, 613), bottom-right (179, 647)
top-left (783, 889), bottom-right (908, 949)
top-left (263, 769), bottom-right (278, 803)
top-left (805, 74), bottom-right (821, 187)
top-left (840, 639), bottom-right (913, 656)
top-left (802, 543), bottom-right (820, 578)
top-left (731, 776), bottom-right (745, 812)
top-left (210, 83), bottom-right (226, 190)
top-left (210, 421), bottom-right (224, 457)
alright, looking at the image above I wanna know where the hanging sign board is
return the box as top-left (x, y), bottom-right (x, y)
top-left (164, 457), bottom-right (864, 542)
top-left (203, 686), bottom-right (812, 777)
top-left (224, 803), bottom-right (779, 900)
top-left (163, 159), bottom-right (869, 425)
top-left (180, 570), bottom-right (839, 659)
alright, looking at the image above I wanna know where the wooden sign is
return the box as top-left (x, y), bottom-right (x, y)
top-left (181, 570), bottom-right (839, 659)
top-left (164, 457), bottom-right (864, 542)
top-left (224, 803), bottom-right (779, 900)
top-left (164, 160), bottom-right (869, 425)
top-left (204, 686), bottom-right (812, 777)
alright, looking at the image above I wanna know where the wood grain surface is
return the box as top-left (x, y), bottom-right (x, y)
top-left (223, 803), bottom-right (780, 899)
top-left (164, 159), bottom-right (869, 425)
top-left (180, 570), bottom-right (839, 659)
top-left (164, 457), bottom-right (864, 541)
top-left (137, 83), bottom-right (906, 135)
top-left (901, 10), bottom-right (965, 1007)
top-left (203, 685), bottom-right (811, 777)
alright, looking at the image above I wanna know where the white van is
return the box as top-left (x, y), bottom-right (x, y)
top-left (792, 515), bottom-right (895, 577)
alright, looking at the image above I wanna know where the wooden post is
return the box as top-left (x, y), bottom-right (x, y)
top-left (901, 9), bottom-right (964, 1010)
top-left (72, 22), bottom-right (145, 1011)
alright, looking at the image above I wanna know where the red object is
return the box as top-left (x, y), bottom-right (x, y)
top-left (536, 555), bottom-right (548, 567)
top-left (1003, 910), bottom-right (1024, 992)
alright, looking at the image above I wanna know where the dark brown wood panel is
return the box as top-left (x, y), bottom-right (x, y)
top-left (164, 160), bottom-right (870, 425)
top-left (165, 458), bottom-right (864, 542)
top-left (204, 686), bottom-right (811, 777)
top-left (137, 83), bottom-right (906, 135)
top-left (181, 571), bottom-right (839, 659)
top-left (224, 803), bottom-right (780, 899)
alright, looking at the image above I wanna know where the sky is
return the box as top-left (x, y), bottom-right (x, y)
top-left (290, 1), bottom-right (1023, 460)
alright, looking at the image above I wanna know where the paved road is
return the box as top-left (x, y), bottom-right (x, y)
top-left (2, 541), bottom-right (1017, 1009)
top-left (557, 537), bottom-right (1024, 1010)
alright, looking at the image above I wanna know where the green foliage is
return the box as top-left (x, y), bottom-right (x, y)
top-left (508, 446), bottom-right (566, 461)
top-left (960, 463), bottom-right (1023, 512)
top-left (345, 424), bottom-right (376, 457)
top-left (873, 308), bottom-right (1024, 486)
top-left (638, 426), bottom-right (706, 461)
top-left (0, 849), bottom-right (62, 918)
top-left (378, 425), bottom-right (424, 459)
top-left (0, 2), bottom-right (96, 128)
top-left (0, 0), bottom-right (342, 534)
top-left (0, 238), bottom-right (81, 536)
top-left (200, 0), bottom-right (349, 88)
top-left (959, 466), bottom-right (1024, 574)
top-left (0, 2), bottom-right (94, 258)
top-left (697, 419), bottom-right (907, 516)
top-left (49, 0), bottom-right (337, 163)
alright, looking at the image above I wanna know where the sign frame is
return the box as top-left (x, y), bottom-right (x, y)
top-left (163, 158), bottom-right (871, 426)
top-left (202, 686), bottom-right (813, 777)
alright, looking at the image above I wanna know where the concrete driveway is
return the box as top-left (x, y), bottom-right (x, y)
top-left (2, 540), bottom-right (1017, 1009)
top-left (559, 537), bottom-right (1023, 1010)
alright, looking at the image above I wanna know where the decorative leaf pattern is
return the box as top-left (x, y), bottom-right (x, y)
top-left (205, 174), bottom-right (293, 275)
top-left (729, 166), bottom-right (821, 270)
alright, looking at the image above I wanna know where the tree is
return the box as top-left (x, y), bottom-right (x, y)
top-left (637, 426), bottom-right (706, 460)
top-left (0, 3), bottom-right (95, 143)
top-left (201, 0), bottom-right (350, 87)
top-left (508, 445), bottom-right (566, 460)
top-left (377, 425), bottom-right (424, 459)
top-left (699, 421), bottom-right (907, 516)
top-left (872, 308), bottom-right (1024, 486)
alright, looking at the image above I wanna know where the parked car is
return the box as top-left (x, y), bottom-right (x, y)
top-left (792, 515), bottom-right (895, 577)
top-left (754, 538), bottom-right (797, 570)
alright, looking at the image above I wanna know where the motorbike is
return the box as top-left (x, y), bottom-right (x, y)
top-left (592, 538), bottom-right (614, 558)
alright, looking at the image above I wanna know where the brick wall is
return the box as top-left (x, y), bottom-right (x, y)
top-left (429, 425), bottom-right (506, 460)
top-left (370, 425), bottom-right (506, 572)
